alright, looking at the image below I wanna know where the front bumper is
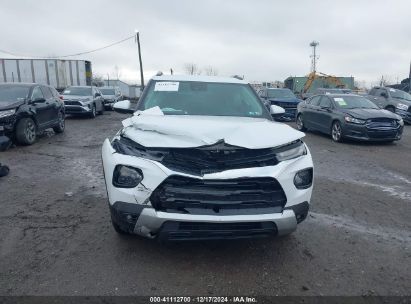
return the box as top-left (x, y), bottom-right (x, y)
top-left (342, 122), bottom-right (403, 141)
top-left (102, 138), bottom-right (313, 240)
top-left (64, 105), bottom-right (92, 114)
top-left (395, 108), bottom-right (411, 124)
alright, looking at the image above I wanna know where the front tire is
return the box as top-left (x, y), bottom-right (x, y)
top-left (15, 118), bottom-right (36, 145)
top-left (331, 121), bottom-right (343, 142)
top-left (53, 111), bottom-right (65, 133)
top-left (89, 104), bottom-right (96, 118)
top-left (296, 114), bottom-right (307, 131)
top-left (98, 103), bottom-right (104, 115)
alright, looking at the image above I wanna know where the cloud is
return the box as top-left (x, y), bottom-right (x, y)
top-left (0, 0), bottom-right (410, 86)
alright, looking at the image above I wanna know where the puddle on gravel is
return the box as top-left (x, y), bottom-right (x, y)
top-left (309, 212), bottom-right (411, 244)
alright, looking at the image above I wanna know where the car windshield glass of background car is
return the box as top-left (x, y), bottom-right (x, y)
top-left (100, 89), bottom-right (115, 95)
top-left (267, 89), bottom-right (295, 99)
top-left (63, 87), bottom-right (92, 96)
top-left (390, 89), bottom-right (411, 101)
top-left (333, 95), bottom-right (380, 109)
top-left (0, 85), bottom-right (30, 103)
top-left (142, 81), bottom-right (267, 118)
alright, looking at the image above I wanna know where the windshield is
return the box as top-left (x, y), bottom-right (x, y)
top-left (63, 87), bottom-right (92, 96)
top-left (140, 81), bottom-right (268, 118)
top-left (267, 89), bottom-right (296, 99)
top-left (333, 96), bottom-right (379, 109)
top-left (100, 88), bottom-right (115, 95)
top-left (0, 85), bottom-right (30, 103)
top-left (389, 89), bottom-right (411, 101)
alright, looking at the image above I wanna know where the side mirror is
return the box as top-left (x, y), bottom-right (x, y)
top-left (95, 93), bottom-right (101, 97)
top-left (381, 92), bottom-right (388, 98)
top-left (270, 105), bottom-right (285, 118)
top-left (33, 98), bottom-right (46, 103)
top-left (113, 100), bottom-right (135, 114)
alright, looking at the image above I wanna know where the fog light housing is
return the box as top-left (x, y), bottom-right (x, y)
top-left (294, 168), bottom-right (313, 189)
top-left (112, 165), bottom-right (143, 188)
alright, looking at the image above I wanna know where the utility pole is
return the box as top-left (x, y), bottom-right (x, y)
top-left (309, 41), bottom-right (319, 73)
top-left (107, 73), bottom-right (110, 87)
top-left (135, 30), bottom-right (145, 90)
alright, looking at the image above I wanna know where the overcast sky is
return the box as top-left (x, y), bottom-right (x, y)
top-left (1, 0), bottom-right (410, 87)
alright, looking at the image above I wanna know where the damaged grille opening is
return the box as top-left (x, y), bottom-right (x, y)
top-left (112, 137), bottom-right (303, 176)
top-left (150, 176), bottom-right (287, 214)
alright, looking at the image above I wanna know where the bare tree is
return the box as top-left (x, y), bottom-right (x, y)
top-left (184, 63), bottom-right (201, 75)
top-left (204, 66), bottom-right (218, 76)
top-left (92, 74), bottom-right (104, 87)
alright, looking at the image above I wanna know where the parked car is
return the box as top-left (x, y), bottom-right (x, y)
top-left (258, 88), bottom-right (302, 121)
top-left (99, 86), bottom-right (123, 110)
top-left (102, 75), bottom-right (313, 241)
top-left (296, 94), bottom-right (404, 142)
top-left (0, 83), bottom-right (65, 147)
top-left (366, 86), bottom-right (411, 123)
top-left (61, 86), bottom-right (104, 118)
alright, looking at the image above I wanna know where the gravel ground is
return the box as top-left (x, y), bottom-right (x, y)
top-left (0, 111), bottom-right (410, 296)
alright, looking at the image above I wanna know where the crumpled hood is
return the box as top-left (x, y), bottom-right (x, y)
top-left (0, 100), bottom-right (24, 111)
top-left (120, 108), bottom-right (305, 149)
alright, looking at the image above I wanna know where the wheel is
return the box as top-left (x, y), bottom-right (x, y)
top-left (15, 118), bottom-right (36, 145)
top-left (111, 217), bottom-right (129, 235)
top-left (385, 106), bottom-right (395, 113)
top-left (296, 114), bottom-right (307, 131)
top-left (89, 104), bottom-right (96, 118)
top-left (331, 121), bottom-right (343, 142)
top-left (53, 111), bottom-right (65, 133)
top-left (0, 165), bottom-right (9, 177)
top-left (98, 103), bottom-right (104, 115)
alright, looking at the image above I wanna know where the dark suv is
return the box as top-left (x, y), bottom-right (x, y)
top-left (0, 83), bottom-right (65, 149)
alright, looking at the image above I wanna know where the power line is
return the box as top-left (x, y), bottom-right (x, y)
top-left (0, 34), bottom-right (135, 59)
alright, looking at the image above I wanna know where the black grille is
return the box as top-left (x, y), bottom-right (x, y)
top-left (162, 146), bottom-right (279, 176)
top-left (64, 100), bottom-right (82, 106)
top-left (112, 137), bottom-right (303, 176)
top-left (150, 176), bottom-right (287, 214)
top-left (408, 106), bottom-right (411, 113)
top-left (158, 221), bottom-right (277, 241)
top-left (366, 118), bottom-right (397, 129)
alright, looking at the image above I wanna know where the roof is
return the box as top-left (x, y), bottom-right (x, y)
top-left (151, 75), bottom-right (248, 84)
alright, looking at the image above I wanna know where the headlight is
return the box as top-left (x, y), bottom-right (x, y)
top-left (344, 116), bottom-right (365, 124)
top-left (396, 103), bottom-right (408, 111)
top-left (0, 109), bottom-right (16, 118)
top-left (276, 141), bottom-right (307, 162)
top-left (294, 168), bottom-right (313, 189)
top-left (112, 165), bottom-right (143, 188)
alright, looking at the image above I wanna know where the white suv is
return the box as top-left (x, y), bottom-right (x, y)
top-left (102, 75), bottom-right (313, 241)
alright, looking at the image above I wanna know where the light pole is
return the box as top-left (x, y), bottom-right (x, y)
top-left (135, 30), bottom-right (145, 90)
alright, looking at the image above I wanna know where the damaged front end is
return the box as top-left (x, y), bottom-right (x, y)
top-left (102, 129), bottom-right (313, 240)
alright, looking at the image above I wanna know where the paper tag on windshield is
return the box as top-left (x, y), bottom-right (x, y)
top-left (334, 97), bottom-right (347, 105)
top-left (389, 88), bottom-right (396, 92)
top-left (154, 82), bottom-right (179, 92)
